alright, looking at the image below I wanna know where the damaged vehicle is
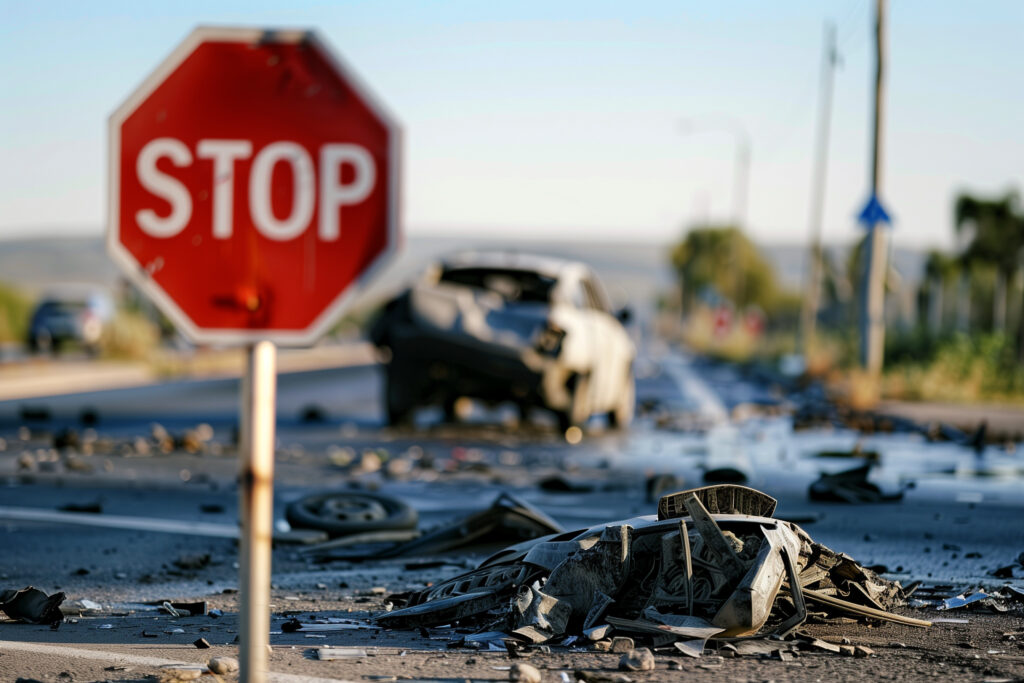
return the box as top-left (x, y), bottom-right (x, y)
top-left (370, 252), bottom-right (636, 429)
top-left (378, 485), bottom-right (929, 643)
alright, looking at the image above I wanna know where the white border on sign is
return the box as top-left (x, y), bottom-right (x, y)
top-left (107, 26), bottom-right (403, 347)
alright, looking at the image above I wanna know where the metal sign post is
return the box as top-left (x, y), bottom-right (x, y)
top-left (239, 341), bottom-right (277, 682)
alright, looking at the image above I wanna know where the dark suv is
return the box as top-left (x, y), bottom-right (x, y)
top-left (27, 289), bottom-right (114, 354)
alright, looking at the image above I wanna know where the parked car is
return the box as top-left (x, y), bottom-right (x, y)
top-left (27, 288), bottom-right (114, 355)
top-left (369, 251), bottom-right (635, 430)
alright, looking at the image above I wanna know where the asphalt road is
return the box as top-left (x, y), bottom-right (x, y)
top-left (1, 348), bottom-right (1023, 680)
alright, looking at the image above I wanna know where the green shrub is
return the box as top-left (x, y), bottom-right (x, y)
top-left (0, 282), bottom-right (31, 343)
top-left (99, 310), bottom-right (160, 360)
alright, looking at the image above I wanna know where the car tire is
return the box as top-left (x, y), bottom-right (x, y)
top-left (608, 371), bottom-right (635, 429)
top-left (384, 363), bottom-right (416, 426)
top-left (558, 372), bottom-right (591, 432)
top-left (285, 491), bottom-right (418, 538)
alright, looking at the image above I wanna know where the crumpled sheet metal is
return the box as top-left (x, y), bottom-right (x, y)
top-left (377, 485), bottom-right (926, 644)
top-left (0, 586), bottom-right (65, 624)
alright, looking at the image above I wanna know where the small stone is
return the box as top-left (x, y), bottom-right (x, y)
top-left (208, 656), bottom-right (239, 674)
top-left (889, 641), bottom-right (907, 649)
top-left (619, 648), bottom-right (655, 672)
top-left (509, 662), bottom-right (541, 683)
top-left (854, 645), bottom-right (874, 658)
top-left (610, 637), bottom-right (635, 653)
top-left (592, 640), bottom-right (612, 652)
top-left (667, 661), bottom-right (683, 671)
top-left (158, 666), bottom-right (203, 682)
top-left (584, 624), bottom-right (611, 641)
top-left (840, 637), bottom-right (852, 645)
top-left (193, 637), bottom-right (211, 649)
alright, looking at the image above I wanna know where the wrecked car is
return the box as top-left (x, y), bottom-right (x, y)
top-left (369, 251), bottom-right (635, 430)
top-left (378, 485), bottom-right (928, 643)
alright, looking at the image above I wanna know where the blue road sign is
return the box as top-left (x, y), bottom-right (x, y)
top-left (857, 193), bottom-right (892, 227)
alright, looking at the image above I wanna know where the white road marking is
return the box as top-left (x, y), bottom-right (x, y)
top-left (0, 640), bottom-right (354, 683)
top-left (0, 506), bottom-right (239, 537)
top-left (659, 355), bottom-right (728, 424)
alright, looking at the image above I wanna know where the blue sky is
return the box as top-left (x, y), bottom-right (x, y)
top-left (2, 1), bottom-right (1022, 249)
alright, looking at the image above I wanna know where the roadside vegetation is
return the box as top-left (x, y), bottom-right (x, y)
top-left (666, 188), bottom-right (1024, 405)
top-left (0, 281), bottom-right (31, 344)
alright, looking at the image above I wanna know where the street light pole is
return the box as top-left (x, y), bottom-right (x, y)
top-left (859, 0), bottom-right (888, 375)
top-left (799, 22), bottom-right (839, 359)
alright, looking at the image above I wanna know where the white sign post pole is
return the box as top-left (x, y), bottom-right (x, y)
top-left (239, 340), bottom-right (277, 682)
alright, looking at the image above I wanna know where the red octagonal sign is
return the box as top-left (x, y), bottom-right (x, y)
top-left (108, 27), bottom-right (401, 346)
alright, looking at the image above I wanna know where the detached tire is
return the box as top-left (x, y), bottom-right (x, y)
top-left (285, 491), bottom-right (418, 538)
top-left (384, 363), bottom-right (417, 427)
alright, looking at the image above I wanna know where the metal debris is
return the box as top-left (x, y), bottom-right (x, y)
top-left (377, 484), bottom-right (927, 649)
top-left (308, 492), bottom-right (563, 562)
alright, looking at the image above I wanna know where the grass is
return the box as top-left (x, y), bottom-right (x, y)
top-left (0, 281), bottom-right (31, 344)
top-left (881, 332), bottom-right (1024, 404)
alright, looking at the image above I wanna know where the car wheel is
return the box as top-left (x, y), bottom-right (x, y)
top-left (32, 329), bottom-right (52, 354)
top-left (384, 364), bottom-right (416, 426)
top-left (285, 491), bottom-right (418, 538)
top-left (442, 395), bottom-right (458, 423)
top-left (557, 373), bottom-right (591, 432)
top-left (608, 371), bottom-right (635, 429)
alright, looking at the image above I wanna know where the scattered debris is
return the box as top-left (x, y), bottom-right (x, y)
top-left (158, 665), bottom-right (204, 682)
top-left (0, 586), bottom-right (65, 624)
top-left (809, 464), bottom-right (904, 504)
top-left (316, 647), bottom-right (367, 660)
top-left (207, 656), bottom-right (239, 674)
top-left (308, 492), bottom-right (563, 561)
top-left (510, 662), bottom-right (542, 683)
top-left (57, 501), bottom-right (102, 514)
top-left (193, 637), bottom-right (211, 649)
top-left (619, 648), bottom-right (655, 671)
top-left (378, 485), bottom-right (926, 651)
top-left (174, 553), bottom-right (211, 570)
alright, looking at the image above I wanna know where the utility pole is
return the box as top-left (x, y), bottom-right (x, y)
top-left (859, 0), bottom-right (888, 374)
top-left (799, 22), bottom-right (839, 359)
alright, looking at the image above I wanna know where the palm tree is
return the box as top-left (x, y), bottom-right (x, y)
top-left (921, 250), bottom-right (958, 334)
top-left (953, 191), bottom-right (1024, 333)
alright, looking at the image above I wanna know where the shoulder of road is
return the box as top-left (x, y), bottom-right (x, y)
top-left (0, 341), bottom-right (377, 402)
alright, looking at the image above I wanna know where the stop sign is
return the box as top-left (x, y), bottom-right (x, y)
top-left (107, 27), bottom-right (400, 345)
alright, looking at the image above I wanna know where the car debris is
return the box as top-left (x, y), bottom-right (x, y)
top-left (808, 464), bottom-right (905, 504)
top-left (305, 492), bottom-right (563, 562)
top-left (285, 490), bottom-right (419, 538)
top-left (377, 485), bottom-right (929, 653)
top-left (0, 586), bottom-right (65, 624)
top-left (370, 251), bottom-right (636, 430)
